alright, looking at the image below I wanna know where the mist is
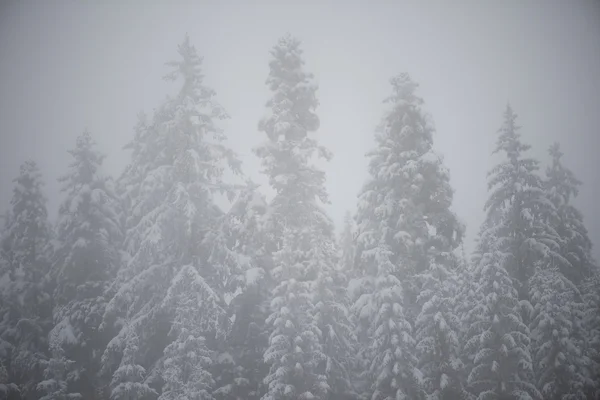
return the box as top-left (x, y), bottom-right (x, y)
top-left (1, 0), bottom-right (599, 257)
top-left (1, 1), bottom-right (600, 400)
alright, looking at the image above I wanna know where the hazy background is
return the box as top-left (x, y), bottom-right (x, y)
top-left (1, 0), bottom-right (599, 259)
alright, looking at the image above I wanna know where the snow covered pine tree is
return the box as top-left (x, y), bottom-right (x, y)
top-left (49, 130), bottom-right (123, 399)
top-left (464, 247), bottom-right (540, 400)
top-left (212, 184), bottom-right (271, 400)
top-left (351, 73), bottom-right (464, 400)
top-left (0, 160), bottom-right (54, 400)
top-left (478, 105), bottom-right (563, 305)
top-left (101, 34), bottom-right (241, 400)
top-left (465, 106), bottom-right (554, 400)
top-left (543, 142), bottom-right (596, 286)
top-left (529, 266), bottom-right (591, 399)
top-left (255, 34), bottom-right (356, 400)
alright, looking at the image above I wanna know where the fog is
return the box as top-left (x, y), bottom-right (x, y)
top-left (1, 0), bottom-right (599, 257)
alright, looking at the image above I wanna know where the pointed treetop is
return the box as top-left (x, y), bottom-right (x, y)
top-left (267, 33), bottom-right (311, 89)
top-left (493, 103), bottom-right (530, 162)
top-left (549, 141), bottom-right (563, 160)
top-left (163, 33), bottom-right (209, 103)
top-left (11, 159), bottom-right (47, 204)
top-left (275, 32), bottom-right (301, 52)
top-left (15, 159), bottom-right (43, 184)
top-left (175, 32), bottom-right (200, 66)
top-left (547, 141), bottom-right (582, 205)
top-left (19, 159), bottom-right (39, 174)
top-left (388, 72), bottom-right (421, 104)
top-left (259, 33), bottom-right (320, 142)
top-left (76, 128), bottom-right (92, 144)
top-left (60, 129), bottom-right (105, 191)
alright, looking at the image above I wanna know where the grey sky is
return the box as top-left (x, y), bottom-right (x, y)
top-left (1, 0), bottom-right (599, 259)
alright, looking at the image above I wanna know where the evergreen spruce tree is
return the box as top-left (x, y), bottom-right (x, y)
top-left (36, 346), bottom-right (81, 400)
top-left (109, 331), bottom-right (157, 400)
top-left (455, 255), bottom-right (480, 398)
top-left (351, 73), bottom-right (462, 399)
top-left (480, 105), bottom-right (563, 303)
top-left (544, 142), bottom-right (596, 286)
top-left (255, 34), bottom-right (354, 400)
top-left (158, 265), bottom-right (224, 400)
top-left (213, 184), bottom-right (271, 400)
top-left (529, 266), bottom-right (590, 399)
top-left (263, 228), bottom-right (329, 400)
top-left (102, 34), bottom-right (240, 400)
top-left (0, 357), bottom-right (19, 400)
top-left (581, 273), bottom-right (600, 397)
top-left (0, 160), bottom-right (54, 400)
top-left (464, 248), bottom-right (540, 400)
top-left (415, 259), bottom-right (465, 399)
top-left (0, 219), bottom-right (18, 400)
top-left (115, 112), bottom-right (150, 224)
top-left (312, 225), bottom-right (358, 399)
top-left (50, 130), bottom-right (123, 399)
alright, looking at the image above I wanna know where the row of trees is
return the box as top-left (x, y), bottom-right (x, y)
top-left (1, 34), bottom-right (599, 400)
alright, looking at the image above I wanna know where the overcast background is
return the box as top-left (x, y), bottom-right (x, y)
top-left (1, 0), bottom-right (599, 259)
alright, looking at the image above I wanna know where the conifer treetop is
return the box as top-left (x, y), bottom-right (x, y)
top-left (546, 142), bottom-right (582, 205)
top-left (492, 104), bottom-right (531, 163)
top-left (259, 33), bottom-right (320, 142)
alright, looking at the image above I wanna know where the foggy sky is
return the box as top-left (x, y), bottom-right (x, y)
top-left (1, 0), bottom-right (599, 259)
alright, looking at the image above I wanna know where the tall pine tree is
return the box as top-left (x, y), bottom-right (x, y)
top-left (0, 160), bottom-right (54, 400)
top-left (50, 130), bottom-right (123, 399)
top-left (479, 105), bottom-right (563, 303)
top-left (213, 183), bottom-right (271, 400)
top-left (255, 34), bottom-right (354, 400)
top-left (351, 73), bottom-right (463, 400)
top-left (544, 142), bottom-right (596, 286)
top-left (529, 266), bottom-right (591, 399)
top-left (581, 272), bottom-right (600, 397)
top-left (464, 247), bottom-right (540, 400)
top-left (102, 34), bottom-right (240, 400)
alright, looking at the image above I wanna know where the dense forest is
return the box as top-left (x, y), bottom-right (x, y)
top-left (1, 34), bottom-right (599, 400)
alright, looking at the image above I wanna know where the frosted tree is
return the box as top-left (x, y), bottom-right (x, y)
top-left (255, 34), bottom-right (353, 400)
top-left (464, 248), bottom-right (540, 400)
top-left (312, 226), bottom-right (358, 399)
top-left (361, 248), bottom-right (423, 400)
top-left (414, 260), bottom-right (465, 399)
top-left (0, 323), bottom-right (19, 400)
top-left (581, 273), bottom-right (600, 398)
top-left (0, 222), bottom-right (17, 400)
top-left (253, 34), bottom-right (326, 240)
top-left (115, 112), bottom-right (151, 222)
top-left (50, 130), bottom-right (123, 399)
top-left (0, 362), bottom-right (18, 400)
top-left (109, 331), bottom-right (157, 400)
top-left (1, 161), bottom-right (54, 317)
top-left (263, 228), bottom-right (328, 400)
top-left (480, 105), bottom-right (563, 302)
top-left (36, 345), bottom-right (81, 400)
top-left (213, 184), bottom-right (271, 400)
top-left (0, 160), bottom-right (54, 399)
top-left (158, 265), bottom-right (225, 400)
top-left (455, 259), bottom-right (482, 390)
top-left (102, 34), bottom-right (240, 398)
top-left (544, 142), bottom-right (596, 286)
top-left (529, 266), bottom-right (591, 399)
top-left (351, 73), bottom-right (462, 399)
